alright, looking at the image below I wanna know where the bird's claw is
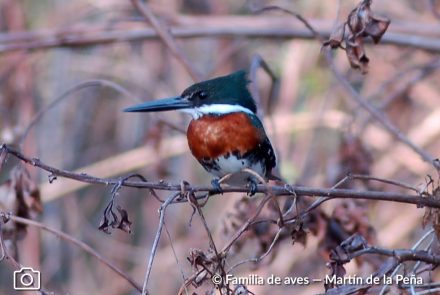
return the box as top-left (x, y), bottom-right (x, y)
top-left (247, 178), bottom-right (258, 196)
top-left (211, 178), bottom-right (223, 195)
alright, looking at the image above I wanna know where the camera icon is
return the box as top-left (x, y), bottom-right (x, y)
top-left (13, 267), bottom-right (41, 291)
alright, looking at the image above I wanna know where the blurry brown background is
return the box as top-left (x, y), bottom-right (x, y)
top-left (1, 0), bottom-right (440, 294)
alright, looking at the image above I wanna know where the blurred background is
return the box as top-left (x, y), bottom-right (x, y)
top-left (1, 0), bottom-right (440, 294)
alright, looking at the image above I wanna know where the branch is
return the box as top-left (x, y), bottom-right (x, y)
top-left (2, 144), bottom-right (439, 208)
top-left (1, 17), bottom-right (440, 53)
top-left (343, 246), bottom-right (440, 265)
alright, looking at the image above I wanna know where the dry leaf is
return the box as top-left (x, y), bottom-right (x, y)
top-left (99, 200), bottom-right (132, 234)
top-left (323, 0), bottom-right (390, 73)
top-left (290, 221), bottom-right (307, 246)
top-left (116, 206), bottom-right (132, 234)
top-left (0, 167), bottom-right (43, 259)
top-left (345, 37), bottom-right (369, 73)
top-left (365, 14), bottom-right (390, 43)
top-left (325, 261), bottom-right (346, 290)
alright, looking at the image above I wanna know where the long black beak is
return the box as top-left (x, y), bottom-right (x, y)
top-left (123, 96), bottom-right (192, 113)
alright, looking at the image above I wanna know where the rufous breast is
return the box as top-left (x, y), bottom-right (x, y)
top-left (187, 112), bottom-right (262, 161)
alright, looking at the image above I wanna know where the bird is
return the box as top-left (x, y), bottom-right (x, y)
top-left (124, 70), bottom-right (277, 195)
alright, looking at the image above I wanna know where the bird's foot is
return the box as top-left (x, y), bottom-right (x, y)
top-left (210, 178), bottom-right (223, 195)
top-left (247, 178), bottom-right (259, 197)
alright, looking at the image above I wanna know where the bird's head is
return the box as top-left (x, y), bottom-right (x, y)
top-left (124, 70), bottom-right (257, 118)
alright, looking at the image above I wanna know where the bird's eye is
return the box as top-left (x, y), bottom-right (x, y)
top-left (198, 91), bottom-right (208, 100)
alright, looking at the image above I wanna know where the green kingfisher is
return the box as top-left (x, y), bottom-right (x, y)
top-left (124, 70), bottom-right (277, 194)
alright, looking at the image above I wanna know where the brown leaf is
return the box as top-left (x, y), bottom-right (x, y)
top-left (188, 248), bottom-right (209, 268)
top-left (365, 15), bottom-right (390, 43)
top-left (0, 181), bottom-right (19, 236)
top-left (318, 199), bottom-right (376, 265)
top-left (345, 37), bottom-right (369, 73)
top-left (347, 1), bottom-right (372, 36)
top-left (0, 180), bottom-right (16, 213)
top-left (98, 213), bottom-right (112, 234)
top-left (291, 221), bottom-right (307, 246)
top-left (0, 167), bottom-right (42, 259)
top-left (98, 200), bottom-right (132, 234)
top-left (325, 261), bottom-right (346, 290)
top-left (187, 249), bottom-right (218, 287)
top-left (323, 0), bottom-right (390, 73)
top-left (12, 167), bottom-right (43, 216)
top-left (318, 218), bottom-right (349, 259)
top-left (325, 235), bottom-right (369, 290)
top-left (116, 206), bottom-right (132, 234)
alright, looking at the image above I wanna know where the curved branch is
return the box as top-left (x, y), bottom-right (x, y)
top-left (19, 80), bottom-right (136, 149)
top-left (130, 0), bottom-right (201, 81)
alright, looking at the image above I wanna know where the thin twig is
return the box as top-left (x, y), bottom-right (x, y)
top-left (302, 173), bottom-right (353, 217)
top-left (180, 194), bottom-right (273, 292)
top-left (242, 168), bottom-right (284, 226)
top-left (255, 5), bottom-right (324, 42)
top-left (408, 236), bottom-right (435, 295)
top-left (130, 0), bottom-right (201, 82)
top-left (0, 218), bottom-right (21, 270)
top-left (249, 54), bottom-right (279, 117)
top-left (358, 57), bottom-right (440, 132)
top-left (345, 246), bottom-right (440, 265)
top-left (226, 228), bottom-right (283, 273)
top-left (19, 79), bottom-right (136, 149)
top-left (220, 194), bottom-right (272, 254)
top-left (350, 173), bottom-right (420, 193)
top-left (141, 192), bottom-right (180, 295)
top-left (186, 190), bottom-right (229, 292)
top-left (1, 212), bottom-right (142, 293)
top-left (323, 48), bottom-right (440, 171)
top-left (163, 223), bottom-right (189, 295)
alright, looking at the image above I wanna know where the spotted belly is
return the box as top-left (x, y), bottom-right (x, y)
top-left (202, 152), bottom-right (266, 185)
top-left (213, 153), bottom-right (264, 175)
